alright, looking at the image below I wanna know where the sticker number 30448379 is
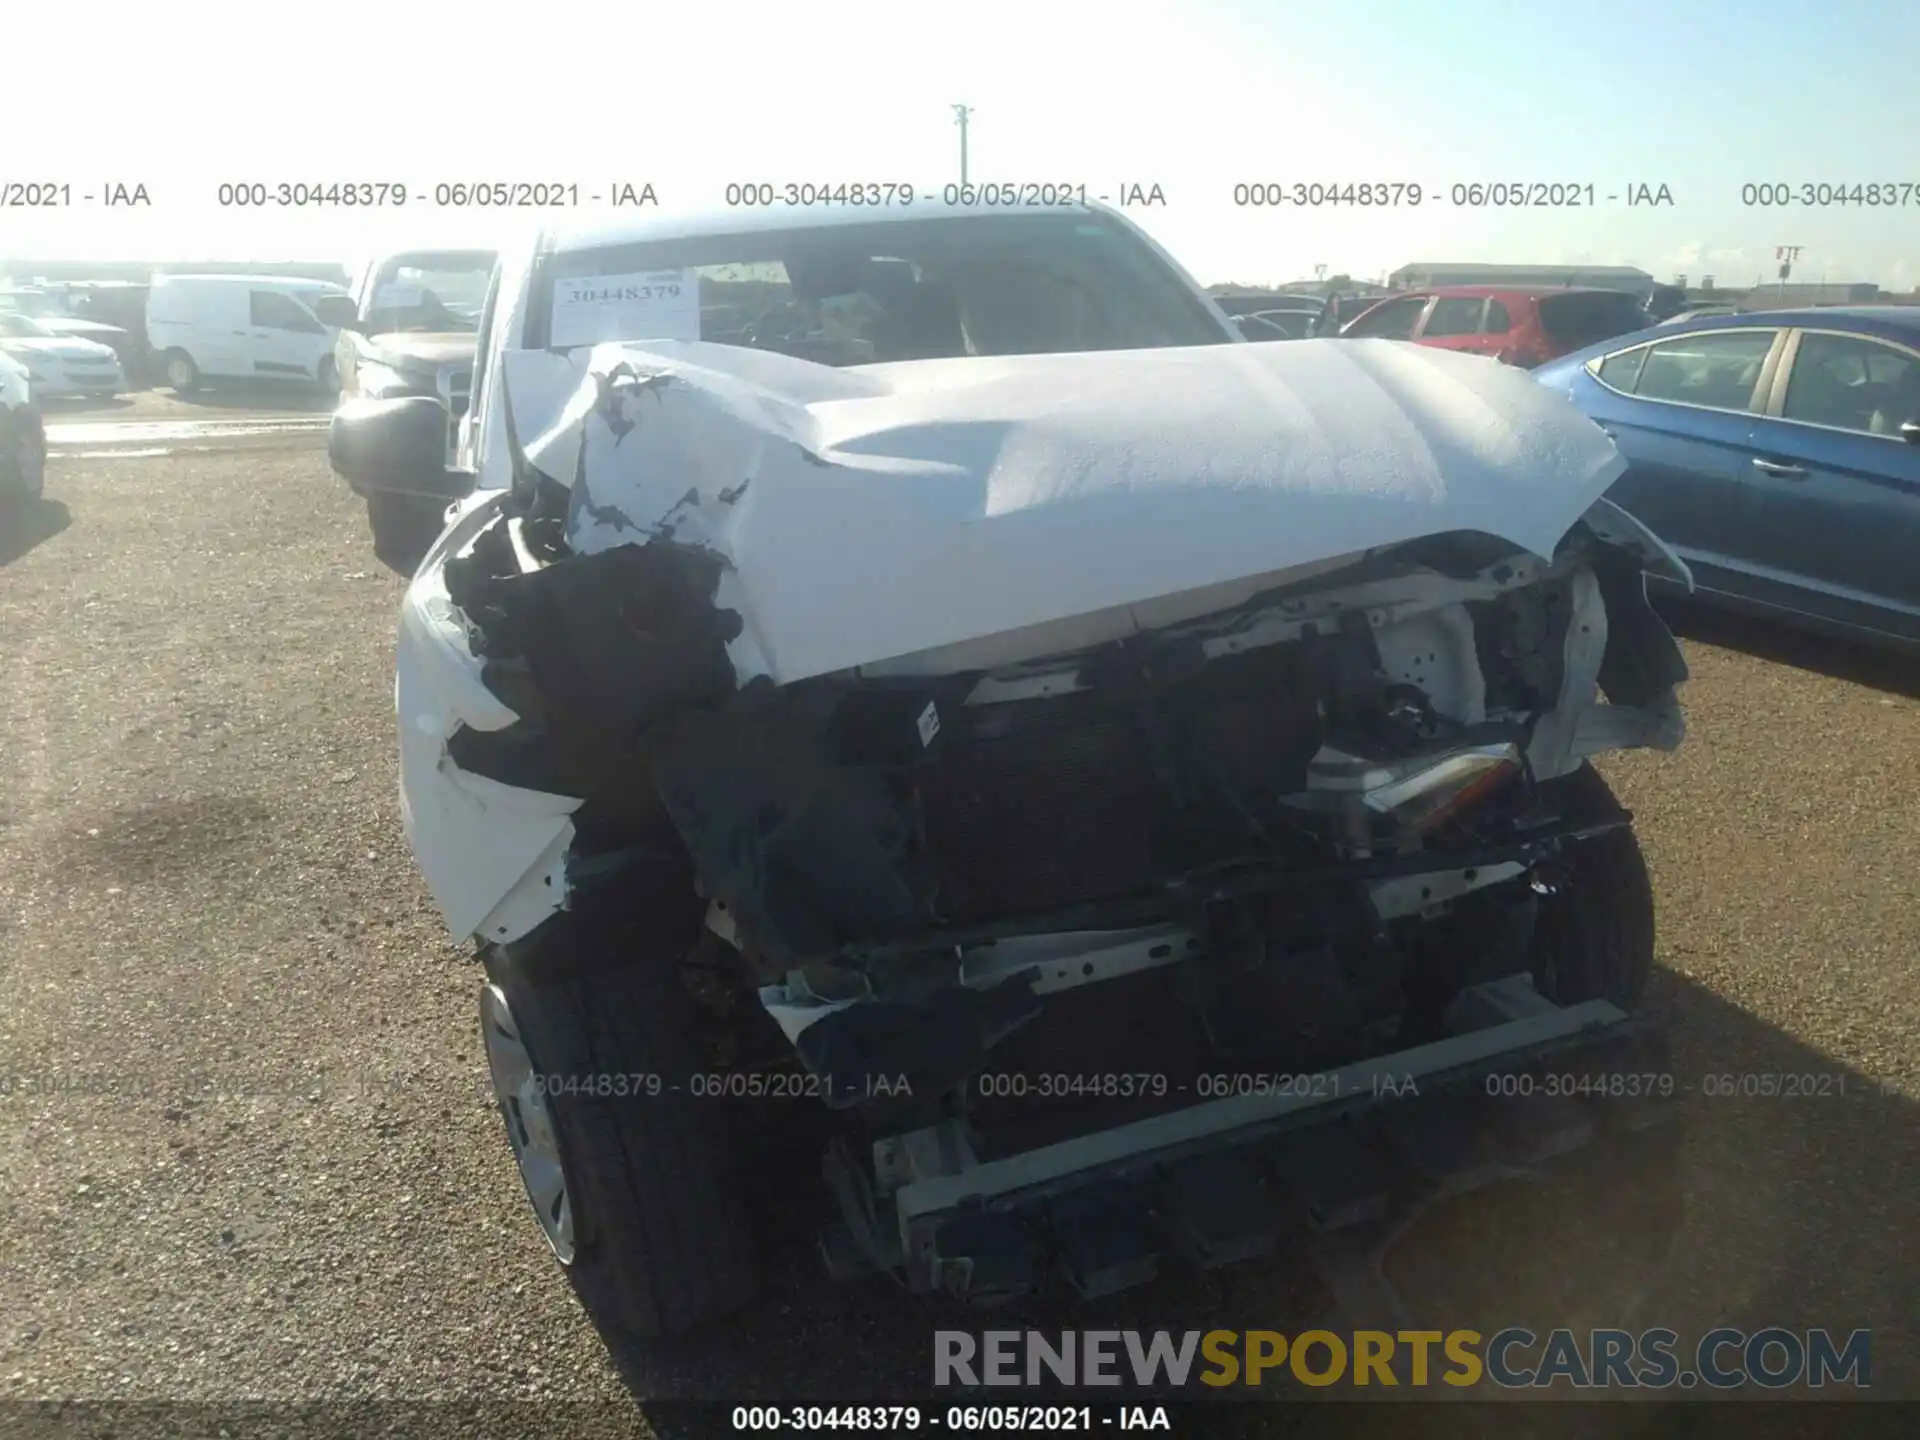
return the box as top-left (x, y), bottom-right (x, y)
top-left (549, 269), bottom-right (702, 348)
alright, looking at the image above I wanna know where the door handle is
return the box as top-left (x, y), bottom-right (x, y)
top-left (1751, 457), bottom-right (1807, 477)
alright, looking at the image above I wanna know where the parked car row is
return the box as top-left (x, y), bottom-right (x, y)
top-left (0, 285), bottom-right (145, 370)
top-left (0, 274), bottom-right (363, 400)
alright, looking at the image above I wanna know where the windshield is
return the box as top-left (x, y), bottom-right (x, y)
top-left (363, 252), bottom-right (496, 335)
top-left (537, 212), bottom-right (1228, 363)
top-left (0, 313), bottom-right (53, 337)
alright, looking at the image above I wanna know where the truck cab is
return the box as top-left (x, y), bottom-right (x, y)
top-left (317, 249), bottom-right (496, 570)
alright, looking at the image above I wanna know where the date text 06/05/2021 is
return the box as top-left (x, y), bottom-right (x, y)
top-left (730, 1405), bottom-right (1173, 1431)
top-left (207, 181), bottom-right (662, 208)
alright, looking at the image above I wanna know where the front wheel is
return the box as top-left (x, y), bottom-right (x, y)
top-left (0, 405), bottom-right (47, 503)
top-left (1529, 765), bottom-right (1655, 1010)
top-left (481, 935), bottom-right (758, 1340)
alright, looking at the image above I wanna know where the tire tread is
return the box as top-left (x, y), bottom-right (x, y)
top-left (493, 944), bottom-right (757, 1339)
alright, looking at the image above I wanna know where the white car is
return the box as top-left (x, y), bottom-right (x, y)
top-left (331, 200), bottom-right (1692, 1340)
top-left (0, 312), bottom-right (127, 399)
top-left (0, 351), bottom-right (46, 504)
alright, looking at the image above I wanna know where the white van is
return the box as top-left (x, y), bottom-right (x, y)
top-left (146, 275), bottom-right (351, 394)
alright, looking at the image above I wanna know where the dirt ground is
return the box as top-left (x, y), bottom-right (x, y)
top-left (36, 384), bottom-right (336, 426)
top-left (0, 439), bottom-right (1913, 1431)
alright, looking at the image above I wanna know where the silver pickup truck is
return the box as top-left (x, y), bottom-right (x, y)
top-left (319, 249), bottom-right (494, 571)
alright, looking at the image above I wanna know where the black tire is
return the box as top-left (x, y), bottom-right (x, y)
top-left (1529, 764), bottom-right (1654, 1010)
top-left (1, 404), bottom-right (47, 504)
top-left (162, 349), bottom-right (201, 394)
top-left (484, 933), bottom-right (758, 1340)
top-left (366, 491), bottom-right (442, 575)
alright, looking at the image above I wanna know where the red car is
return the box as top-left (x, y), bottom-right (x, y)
top-left (1338, 285), bottom-right (1652, 367)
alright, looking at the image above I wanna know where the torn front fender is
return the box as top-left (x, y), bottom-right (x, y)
top-left (1578, 495), bottom-right (1694, 591)
top-left (396, 496), bottom-right (582, 943)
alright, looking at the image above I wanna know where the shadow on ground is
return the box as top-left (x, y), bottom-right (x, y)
top-left (38, 394), bottom-right (138, 415)
top-left (0, 497), bottom-right (72, 568)
top-left (595, 972), bottom-right (1911, 1422)
top-left (160, 384), bottom-right (336, 413)
top-left (1660, 599), bottom-right (1920, 700)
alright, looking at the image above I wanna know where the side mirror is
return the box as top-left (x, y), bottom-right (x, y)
top-left (312, 294), bottom-right (361, 331)
top-left (329, 396), bottom-right (473, 500)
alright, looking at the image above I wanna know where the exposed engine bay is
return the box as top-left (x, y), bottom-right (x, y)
top-left (438, 489), bottom-right (1686, 1135)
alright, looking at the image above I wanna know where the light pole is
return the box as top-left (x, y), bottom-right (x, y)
top-left (951, 105), bottom-right (972, 187)
top-left (1775, 244), bottom-right (1804, 303)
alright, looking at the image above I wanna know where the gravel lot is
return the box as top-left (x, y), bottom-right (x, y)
top-left (38, 385), bottom-right (336, 426)
top-left (0, 441), bottom-right (1914, 1429)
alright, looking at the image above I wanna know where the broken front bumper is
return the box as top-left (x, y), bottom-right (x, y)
top-left (828, 975), bottom-right (1677, 1307)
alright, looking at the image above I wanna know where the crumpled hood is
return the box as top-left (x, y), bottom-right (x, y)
top-left (499, 338), bottom-right (1628, 685)
top-left (365, 331), bottom-right (476, 369)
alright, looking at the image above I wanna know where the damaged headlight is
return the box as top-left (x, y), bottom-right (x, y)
top-left (1301, 741), bottom-right (1523, 835)
top-left (1362, 742), bottom-right (1522, 832)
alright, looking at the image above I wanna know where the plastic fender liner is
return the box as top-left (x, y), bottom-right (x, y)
top-left (444, 538), bottom-right (743, 800)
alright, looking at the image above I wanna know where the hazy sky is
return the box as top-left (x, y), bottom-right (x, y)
top-left (5, 0), bottom-right (1917, 289)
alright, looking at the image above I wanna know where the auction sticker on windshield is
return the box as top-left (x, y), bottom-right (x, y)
top-left (550, 269), bottom-right (701, 347)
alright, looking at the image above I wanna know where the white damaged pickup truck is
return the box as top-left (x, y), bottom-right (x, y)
top-left (332, 202), bottom-right (1691, 1340)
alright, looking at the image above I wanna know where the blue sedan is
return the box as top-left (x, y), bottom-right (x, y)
top-left (1533, 307), bottom-right (1920, 651)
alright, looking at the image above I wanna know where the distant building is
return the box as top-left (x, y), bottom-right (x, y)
top-left (1735, 282), bottom-right (1882, 310)
top-left (1388, 262), bottom-right (1656, 298)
